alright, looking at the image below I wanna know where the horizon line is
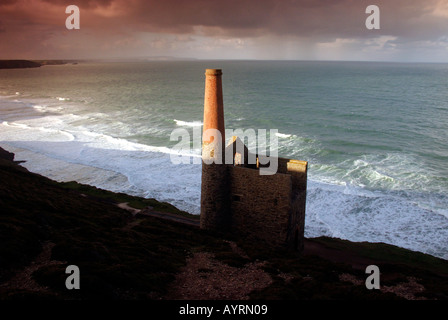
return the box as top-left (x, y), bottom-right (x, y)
top-left (2, 57), bottom-right (448, 65)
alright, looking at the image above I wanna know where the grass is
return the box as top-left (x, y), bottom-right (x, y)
top-left (59, 180), bottom-right (199, 219)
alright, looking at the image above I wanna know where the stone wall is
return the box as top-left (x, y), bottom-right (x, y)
top-left (228, 165), bottom-right (293, 248)
top-left (278, 158), bottom-right (308, 251)
top-left (200, 162), bottom-right (230, 231)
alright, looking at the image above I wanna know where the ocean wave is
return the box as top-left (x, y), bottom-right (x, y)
top-left (275, 132), bottom-right (293, 138)
top-left (1, 119), bottom-right (76, 142)
top-left (305, 179), bottom-right (448, 259)
top-left (308, 150), bottom-right (446, 195)
top-left (0, 93), bottom-right (20, 99)
top-left (174, 119), bottom-right (203, 127)
top-left (33, 105), bottom-right (46, 112)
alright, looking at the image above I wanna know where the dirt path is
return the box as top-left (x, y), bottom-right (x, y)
top-left (117, 202), bottom-right (200, 227)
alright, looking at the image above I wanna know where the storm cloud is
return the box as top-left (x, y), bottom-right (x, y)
top-left (1, 0), bottom-right (448, 61)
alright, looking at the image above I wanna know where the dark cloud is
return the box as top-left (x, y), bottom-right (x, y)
top-left (0, 0), bottom-right (17, 6)
top-left (41, 0), bottom-right (114, 8)
top-left (1, 0), bottom-right (447, 60)
top-left (105, 0), bottom-right (446, 40)
top-left (2, 0), bottom-right (447, 39)
top-left (122, 0), bottom-right (358, 37)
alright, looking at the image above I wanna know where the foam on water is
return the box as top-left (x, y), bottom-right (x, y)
top-left (7, 145), bottom-right (134, 193)
top-left (0, 98), bottom-right (202, 214)
top-left (1, 134), bottom-right (202, 216)
top-left (275, 132), bottom-right (293, 138)
top-left (305, 180), bottom-right (448, 259)
top-left (174, 119), bottom-right (203, 127)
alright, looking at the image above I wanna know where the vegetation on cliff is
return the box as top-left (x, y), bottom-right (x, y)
top-left (0, 147), bottom-right (447, 301)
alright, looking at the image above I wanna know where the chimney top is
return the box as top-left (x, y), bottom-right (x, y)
top-left (205, 69), bottom-right (222, 76)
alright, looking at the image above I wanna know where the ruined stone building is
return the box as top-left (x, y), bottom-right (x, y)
top-left (200, 69), bottom-right (308, 251)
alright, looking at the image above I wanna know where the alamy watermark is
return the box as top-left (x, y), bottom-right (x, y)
top-left (365, 265), bottom-right (380, 290)
top-left (65, 5), bottom-right (380, 30)
top-left (170, 128), bottom-right (279, 176)
top-left (65, 5), bottom-right (80, 30)
top-left (65, 265), bottom-right (80, 289)
top-left (365, 5), bottom-right (380, 30)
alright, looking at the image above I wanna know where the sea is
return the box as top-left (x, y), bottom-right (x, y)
top-left (1, 60), bottom-right (447, 260)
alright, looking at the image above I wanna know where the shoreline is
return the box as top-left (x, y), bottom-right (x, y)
top-left (1, 146), bottom-right (448, 300)
top-left (1, 140), bottom-right (446, 260)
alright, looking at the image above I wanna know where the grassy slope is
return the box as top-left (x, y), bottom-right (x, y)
top-left (0, 148), bottom-right (447, 300)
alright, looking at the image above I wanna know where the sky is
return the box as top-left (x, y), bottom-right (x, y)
top-left (1, 0), bottom-right (448, 62)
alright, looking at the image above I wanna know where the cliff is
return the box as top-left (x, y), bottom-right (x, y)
top-left (0, 146), bottom-right (447, 302)
top-left (0, 60), bottom-right (41, 69)
top-left (0, 60), bottom-right (74, 69)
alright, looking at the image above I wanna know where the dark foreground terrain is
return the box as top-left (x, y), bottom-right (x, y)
top-left (0, 146), bottom-right (447, 301)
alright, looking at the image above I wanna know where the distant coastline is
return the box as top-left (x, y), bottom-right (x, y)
top-left (0, 60), bottom-right (41, 69)
top-left (0, 60), bottom-right (78, 69)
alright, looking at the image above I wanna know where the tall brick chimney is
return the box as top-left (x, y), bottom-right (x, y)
top-left (200, 69), bottom-right (230, 231)
top-left (203, 69), bottom-right (225, 144)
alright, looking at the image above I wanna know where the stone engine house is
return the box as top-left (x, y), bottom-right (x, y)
top-left (200, 69), bottom-right (308, 251)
